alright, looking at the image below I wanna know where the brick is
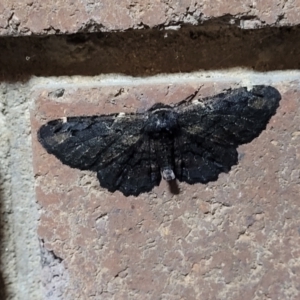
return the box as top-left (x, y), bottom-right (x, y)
top-left (1, 0), bottom-right (300, 36)
top-left (31, 79), bottom-right (300, 299)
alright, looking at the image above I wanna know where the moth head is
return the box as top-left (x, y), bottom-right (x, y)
top-left (144, 104), bottom-right (178, 134)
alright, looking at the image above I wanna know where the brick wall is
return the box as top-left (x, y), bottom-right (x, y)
top-left (1, 1), bottom-right (300, 299)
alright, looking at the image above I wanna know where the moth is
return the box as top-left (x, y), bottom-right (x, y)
top-left (38, 85), bottom-right (281, 196)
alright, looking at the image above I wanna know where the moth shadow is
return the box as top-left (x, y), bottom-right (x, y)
top-left (167, 180), bottom-right (180, 195)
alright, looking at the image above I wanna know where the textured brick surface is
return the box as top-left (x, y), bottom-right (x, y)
top-left (1, 0), bottom-right (300, 36)
top-left (31, 79), bottom-right (300, 299)
top-left (0, 0), bottom-right (299, 299)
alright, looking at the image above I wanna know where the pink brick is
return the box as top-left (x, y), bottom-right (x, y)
top-left (1, 0), bottom-right (300, 35)
top-left (31, 81), bottom-right (300, 299)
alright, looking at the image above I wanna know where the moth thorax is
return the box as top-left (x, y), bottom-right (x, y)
top-left (145, 107), bottom-right (178, 133)
top-left (161, 167), bottom-right (175, 181)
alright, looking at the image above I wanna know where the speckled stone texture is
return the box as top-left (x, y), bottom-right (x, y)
top-left (31, 80), bottom-right (300, 299)
top-left (1, 0), bottom-right (300, 299)
top-left (1, 0), bottom-right (300, 35)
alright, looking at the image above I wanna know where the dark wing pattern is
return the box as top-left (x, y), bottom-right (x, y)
top-left (174, 85), bottom-right (281, 184)
top-left (173, 132), bottom-right (238, 184)
top-left (38, 85), bottom-right (281, 196)
top-left (97, 135), bottom-right (161, 196)
top-left (38, 114), bottom-right (161, 196)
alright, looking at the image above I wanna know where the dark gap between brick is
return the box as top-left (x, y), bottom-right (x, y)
top-left (0, 21), bottom-right (299, 81)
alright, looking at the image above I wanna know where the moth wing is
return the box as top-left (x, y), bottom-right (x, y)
top-left (38, 113), bottom-right (161, 196)
top-left (97, 136), bottom-right (161, 196)
top-left (176, 85), bottom-right (281, 146)
top-left (174, 132), bottom-right (239, 183)
top-left (38, 113), bottom-right (145, 170)
top-left (174, 85), bottom-right (281, 183)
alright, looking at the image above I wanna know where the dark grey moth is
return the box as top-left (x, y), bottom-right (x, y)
top-left (38, 85), bottom-right (281, 196)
